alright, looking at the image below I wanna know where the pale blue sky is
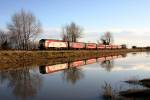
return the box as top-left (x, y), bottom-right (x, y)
top-left (0, 0), bottom-right (150, 47)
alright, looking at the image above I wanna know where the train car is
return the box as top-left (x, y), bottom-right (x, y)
top-left (97, 44), bottom-right (105, 49)
top-left (69, 42), bottom-right (86, 50)
top-left (85, 43), bottom-right (97, 50)
top-left (39, 39), bottom-right (68, 50)
top-left (111, 45), bottom-right (119, 49)
top-left (106, 45), bottom-right (112, 49)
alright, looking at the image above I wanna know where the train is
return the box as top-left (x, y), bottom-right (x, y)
top-left (39, 39), bottom-right (126, 50)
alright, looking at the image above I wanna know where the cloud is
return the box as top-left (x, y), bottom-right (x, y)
top-left (82, 27), bottom-right (150, 47)
top-left (38, 27), bottom-right (61, 40)
top-left (112, 28), bottom-right (150, 47)
top-left (112, 64), bottom-right (150, 71)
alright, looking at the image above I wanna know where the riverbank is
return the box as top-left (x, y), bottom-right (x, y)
top-left (0, 49), bottom-right (149, 64)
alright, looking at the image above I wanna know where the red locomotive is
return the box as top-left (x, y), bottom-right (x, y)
top-left (39, 39), bottom-right (68, 50)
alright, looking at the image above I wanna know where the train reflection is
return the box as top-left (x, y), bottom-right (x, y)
top-left (39, 54), bottom-right (125, 74)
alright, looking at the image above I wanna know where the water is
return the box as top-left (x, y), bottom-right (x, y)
top-left (0, 52), bottom-right (150, 100)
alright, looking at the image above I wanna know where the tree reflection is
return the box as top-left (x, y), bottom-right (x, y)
top-left (132, 52), bottom-right (137, 56)
top-left (146, 51), bottom-right (150, 56)
top-left (63, 67), bottom-right (84, 85)
top-left (0, 67), bottom-right (42, 100)
top-left (121, 53), bottom-right (127, 58)
top-left (101, 60), bottom-right (114, 72)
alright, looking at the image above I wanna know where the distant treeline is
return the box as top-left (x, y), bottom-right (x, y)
top-left (132, 46), bottom-right (150, 50)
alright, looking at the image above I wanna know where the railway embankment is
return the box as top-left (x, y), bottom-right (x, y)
top-left (0, 49), bottom-right (148, 63)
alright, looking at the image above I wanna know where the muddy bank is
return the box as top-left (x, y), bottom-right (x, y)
top-left (119, 78), bottom-right (150, 99)
top-left (100, 78), bottom-right (150, 100)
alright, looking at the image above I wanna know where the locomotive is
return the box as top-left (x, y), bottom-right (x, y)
top-left (39, 39), bottom-right (123, 50)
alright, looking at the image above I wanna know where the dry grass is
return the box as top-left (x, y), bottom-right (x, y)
top-left (101, 82), bottom-right (116, 99)
top-left (0, 49), bottom-right (147, 64)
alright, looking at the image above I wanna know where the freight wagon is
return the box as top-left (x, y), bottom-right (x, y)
top-left (69, 42), bottom-right (86, 50)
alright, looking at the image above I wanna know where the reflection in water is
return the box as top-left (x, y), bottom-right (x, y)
top-left (1, 52), bottom-right (150, 100)
top-left (101, 60), bottom-right (114, 72)
top-left (132, 52), bottom-right (137, 56)
top-left (146, 51), bottom-right (150, 57)
top-left (121, 53), bottom-right (127, 58)
top-left (100, 54), bottom-right (128, 72)
top-left (39, 54), bottom-right (124, 75)
top-left (0, 67), bottom-right (42, 100)
top-left (39, 54), bottom-right (125, 86)
top-left (63, 67), bottom-right (84, 85)
top-left (120, 78), bottom-right (150, 99)
top-left (40, 63), bottom-right (68, 74)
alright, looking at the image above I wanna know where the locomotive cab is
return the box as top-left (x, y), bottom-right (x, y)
top-left (39, 39), bottom-right (46, 50)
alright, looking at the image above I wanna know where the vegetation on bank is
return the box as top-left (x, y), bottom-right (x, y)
top-left (0, 49), bottom-right (148, 62)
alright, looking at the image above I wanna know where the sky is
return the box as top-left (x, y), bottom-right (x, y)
top-left (0, 0), bottom-right (150, 47)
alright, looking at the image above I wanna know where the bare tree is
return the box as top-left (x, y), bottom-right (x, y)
top-left (7, 10), bottom-right (42, 50)
top-left (0, 30), bottom-right (9, 50)
top-left (98, 32), bottom-right (113, 45)
top-left (62, 22), bottom-right (82, 42)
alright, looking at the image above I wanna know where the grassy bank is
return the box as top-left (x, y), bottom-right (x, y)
top-left (0, 49), bottom-right (148, 63)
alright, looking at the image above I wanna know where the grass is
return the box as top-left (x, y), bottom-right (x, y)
top-left (101, 82), bottom-right (116, 99)
top-left (0, 48), bottom-right (148, 69)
